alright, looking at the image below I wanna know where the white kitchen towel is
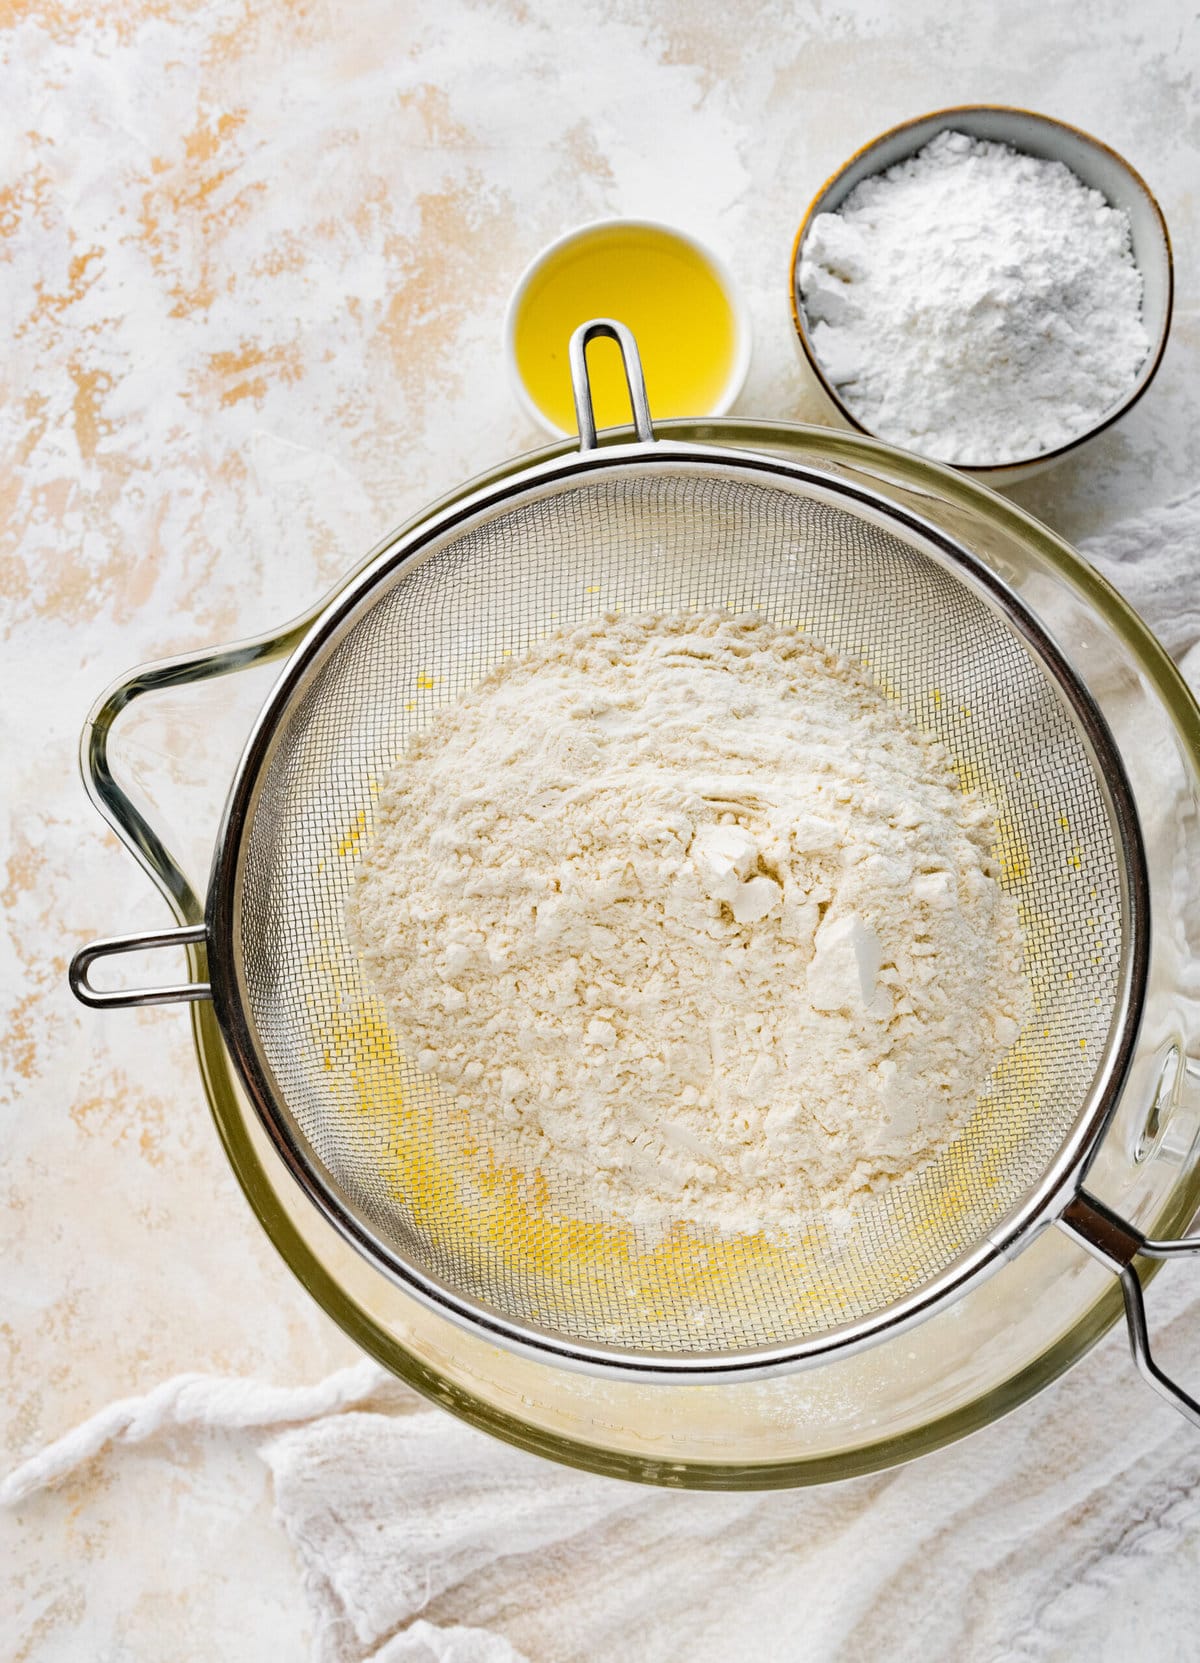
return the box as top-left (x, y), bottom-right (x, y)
top-left (1080, 484), bottom-right (1200, 667)
top-left (5, 487), bottom-right (1200, 1663)
top-left (261, 1267), bottom-right (1200, 1663)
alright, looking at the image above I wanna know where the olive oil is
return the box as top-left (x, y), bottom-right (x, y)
top-left (511, 222), bottom-right (740, 434)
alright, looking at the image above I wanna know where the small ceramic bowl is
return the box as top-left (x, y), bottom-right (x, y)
top-left (505, 218), bottom-right (752, 438)
top-left (789, 106), bottom-right (1174, 485)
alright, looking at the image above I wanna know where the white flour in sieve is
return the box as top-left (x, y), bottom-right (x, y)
top-left (798, 129), bottom-right (1150, 465)
top-left (348, 612), bottom-right (1028, 1231)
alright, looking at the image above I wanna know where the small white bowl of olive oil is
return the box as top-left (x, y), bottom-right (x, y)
top-left (505, 218), bottom-right (752, 437)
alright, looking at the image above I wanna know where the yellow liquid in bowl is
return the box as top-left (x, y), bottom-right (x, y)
top-left (511, 224), bottom-right (740, 433)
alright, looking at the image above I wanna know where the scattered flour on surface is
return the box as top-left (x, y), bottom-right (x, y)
top-left (799, 129), bottom-right (1149, 466)
top-left (348, 612), bottom-right (1028, 1231)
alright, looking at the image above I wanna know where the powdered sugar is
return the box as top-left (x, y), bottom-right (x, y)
top-left (347, 612), bottom-right (1028, 1231)
top-left (799, 129), bottom-right (1149, 465)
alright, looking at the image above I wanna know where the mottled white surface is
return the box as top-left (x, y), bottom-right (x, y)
top-left (2, 0), bottom-right (1198, 1657)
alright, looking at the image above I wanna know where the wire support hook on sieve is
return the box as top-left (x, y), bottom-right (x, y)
top-left (569, 318), bottom-right (656, 450)
top-left (1060, 1190), bottom-right (1200, 1427)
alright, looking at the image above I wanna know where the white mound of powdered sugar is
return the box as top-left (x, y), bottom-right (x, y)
top-left (348, 613), bottom-right (1028, 1230)
top-left (799, 129), bottom-right (1149, 465)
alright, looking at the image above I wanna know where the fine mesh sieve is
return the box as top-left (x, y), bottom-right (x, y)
top-left (82, 323), bottom-right (1200, 1421)
top-left (203, 321), bottom-right (1148, 1380)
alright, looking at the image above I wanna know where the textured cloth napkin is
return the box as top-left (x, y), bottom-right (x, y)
top-left (5, 488), bottom-right (1200, 1663)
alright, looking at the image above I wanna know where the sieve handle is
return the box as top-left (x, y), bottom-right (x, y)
top-left (1059, 1190), bottom-right (1200, 1429)
top-left (69, 924), bottom-right (211, 1009)
top-left (73, 607), bottom-right (318, 1013)
top-left (570, 319), bottom-right (655, 450)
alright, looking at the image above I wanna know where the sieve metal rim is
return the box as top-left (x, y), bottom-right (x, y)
top-left (198, 434), bottom-right (1151, 1383)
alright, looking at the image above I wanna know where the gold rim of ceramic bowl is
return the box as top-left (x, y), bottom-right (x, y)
top-left (788, 104), bottom-right (1176, 476)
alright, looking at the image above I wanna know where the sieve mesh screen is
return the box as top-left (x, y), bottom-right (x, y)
top-left (234, 463), bottom-right (1128, 1361)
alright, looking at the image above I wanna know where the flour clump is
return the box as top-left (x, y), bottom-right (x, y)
top-left (348, 612), bottom-right (1028, 1231)
top-left (799, 129), bottom-right (1149, 465)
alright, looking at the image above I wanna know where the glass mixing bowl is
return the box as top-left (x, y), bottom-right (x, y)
top-left (83, 418), bottom-right (1200, 1487)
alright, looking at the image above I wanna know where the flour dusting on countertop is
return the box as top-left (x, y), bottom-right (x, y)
top-left (348, 612), bottom-right (1028, 1229)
